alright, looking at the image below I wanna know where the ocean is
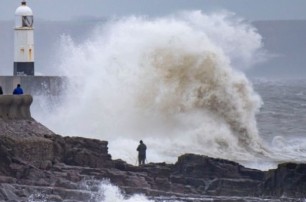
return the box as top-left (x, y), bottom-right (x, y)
top-left (28, 11), bottom-right (306, 201)
top-left (254, 78), bottom-right (306, 168)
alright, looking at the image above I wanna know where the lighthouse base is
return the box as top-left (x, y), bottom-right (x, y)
top-left (14, 62), bottom-right (34, 76)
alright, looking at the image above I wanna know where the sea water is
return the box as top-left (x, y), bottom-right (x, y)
top-left (30, 11), bottom-right (306, 201)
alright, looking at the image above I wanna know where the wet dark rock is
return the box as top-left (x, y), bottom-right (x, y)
top-left (0, 96), bottom-right (306, 201)
top-left (263, 163), bottom-right (306, 198)
top-left (1, 121), bottom-right (306, 201)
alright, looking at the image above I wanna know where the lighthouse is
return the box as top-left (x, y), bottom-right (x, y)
top-left (14, 0), bottom-right (34, 76)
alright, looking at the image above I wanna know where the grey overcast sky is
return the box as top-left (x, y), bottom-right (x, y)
top-left (1, 0), bottom-right (306, 21)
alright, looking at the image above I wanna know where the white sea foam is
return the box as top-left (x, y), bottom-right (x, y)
top-left (28, 180), bottom-right (154, 202)
top-left (95, 181), bottom-right (153, 202)
top-left (35, 11), bottom-right (283, 168)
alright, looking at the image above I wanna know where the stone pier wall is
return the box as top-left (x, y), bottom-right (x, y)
top-left (0, 95), bottom-right (33, 119)
top-left (0, 76), bottom-right (66, 96)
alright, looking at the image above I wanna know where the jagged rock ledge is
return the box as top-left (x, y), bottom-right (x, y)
top-left (0, 95), bottom-right (306, 201)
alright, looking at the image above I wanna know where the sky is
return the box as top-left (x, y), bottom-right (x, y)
top-left (1, 0), bottom-right (306, 22)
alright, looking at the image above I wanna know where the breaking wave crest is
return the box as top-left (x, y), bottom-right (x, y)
top-left (39, 11), bottom-right (274, 167)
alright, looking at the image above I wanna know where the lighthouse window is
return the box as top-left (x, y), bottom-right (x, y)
top-left (22, 16), bottom-right (33, 27)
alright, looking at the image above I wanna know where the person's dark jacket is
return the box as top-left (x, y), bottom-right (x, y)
top-left (137, 143), bottom-right (147, 156)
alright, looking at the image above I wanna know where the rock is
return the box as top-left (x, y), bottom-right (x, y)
top-left (0, 184), bottom-right (19, 201)
top-left (0, 96), bottom-right (306, 201)
top-left (46, 194), bottom-right (63, 202)
top-left (263, 163), bottom-right (306, 198)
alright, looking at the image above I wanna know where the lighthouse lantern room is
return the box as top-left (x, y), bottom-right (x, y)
top-left (14, 0), bottom-right (34, 76)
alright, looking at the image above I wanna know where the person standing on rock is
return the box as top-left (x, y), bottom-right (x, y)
top-left (13, 84), bottom-right (23, 95)
top-left (137, 140), bottom-right (147, 166)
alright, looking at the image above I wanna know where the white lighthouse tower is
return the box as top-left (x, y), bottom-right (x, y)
top-left (14, 0), bottom-right (34, 76)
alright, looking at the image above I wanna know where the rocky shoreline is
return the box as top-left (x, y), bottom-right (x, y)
top-left (0, 95), bottom-right (306, 201)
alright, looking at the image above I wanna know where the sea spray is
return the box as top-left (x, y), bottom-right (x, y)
top-left (36, 11), bottom-right (270, 166)
top-left (28, 179), bottom-right (154, 202)
top-left (95, 180), bottom-right (154, 202)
